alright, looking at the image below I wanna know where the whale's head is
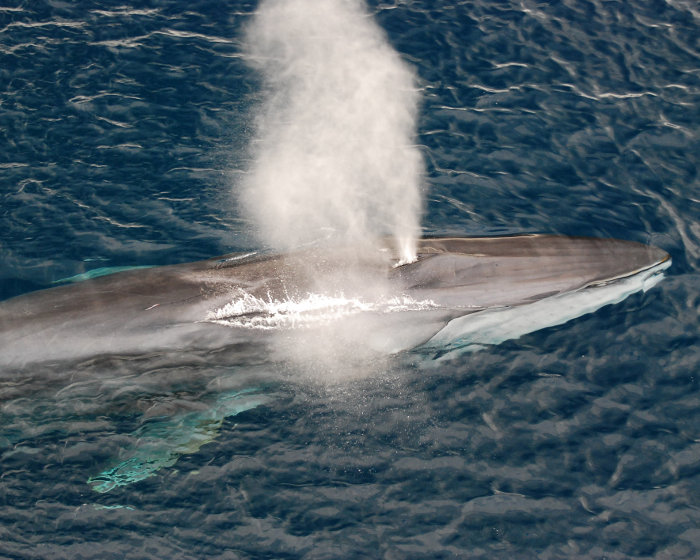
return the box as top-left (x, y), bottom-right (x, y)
top-left (388, 235), bottom-right (670, 310)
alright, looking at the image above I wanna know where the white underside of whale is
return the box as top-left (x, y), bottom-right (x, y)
top-left (422, 256), bottom-right (670, 358)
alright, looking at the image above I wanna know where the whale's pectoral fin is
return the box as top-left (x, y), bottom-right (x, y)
top-left (88, 387), bottom-right (269, 493)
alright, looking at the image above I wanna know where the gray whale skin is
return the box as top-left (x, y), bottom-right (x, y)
top-left (0, 235), bottom-right (670, 371)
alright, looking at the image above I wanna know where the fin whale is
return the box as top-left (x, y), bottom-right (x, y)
top-left (0, 235), bottom-right (670, 372)
top-left (0, 235), bottom-right (670, 492)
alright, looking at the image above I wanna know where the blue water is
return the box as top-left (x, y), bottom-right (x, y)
top-left (1, 1), bottom-right (699, 558)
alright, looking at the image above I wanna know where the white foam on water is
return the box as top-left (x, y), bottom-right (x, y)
top-left (206, 291), bottom-right (441, 330)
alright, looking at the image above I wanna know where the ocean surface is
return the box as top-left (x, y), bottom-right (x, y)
top-left (1, 1), bottom-right (699, 558)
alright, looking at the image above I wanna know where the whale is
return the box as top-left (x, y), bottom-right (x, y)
top-left (0, 235), bottom-right (670, 372)
top-left (0, 235), bottom-right (670, 492)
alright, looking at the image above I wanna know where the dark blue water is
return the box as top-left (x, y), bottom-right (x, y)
top-left (1, 1), bottom-right (699, 558)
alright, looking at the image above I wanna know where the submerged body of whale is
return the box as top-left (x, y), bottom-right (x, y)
top-left (0, 235), bottom-right (670, 492)
top-left (0, 235), bottom-right (669, 371)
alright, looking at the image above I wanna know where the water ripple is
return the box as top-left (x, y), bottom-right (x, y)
top-left (0, 0), bottom-right (698, 558)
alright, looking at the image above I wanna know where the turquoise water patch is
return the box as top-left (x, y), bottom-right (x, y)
top-left (88, 388), bottom-right (270, 493)
top-left (53, 266), bottom-right (154, 284)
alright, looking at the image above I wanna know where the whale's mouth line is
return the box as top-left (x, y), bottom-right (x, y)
top-left (584, 254), bottom-right (671, 288)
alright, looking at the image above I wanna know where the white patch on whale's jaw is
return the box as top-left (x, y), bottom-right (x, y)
top-left (419, 257), bottom-right (671, 359)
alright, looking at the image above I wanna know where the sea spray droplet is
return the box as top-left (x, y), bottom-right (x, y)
top-left (239, 0), bottom-right (423, 261)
